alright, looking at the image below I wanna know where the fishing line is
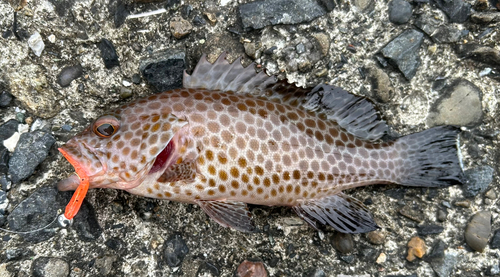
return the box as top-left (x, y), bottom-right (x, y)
top-left (0, 209), bottom-right (72, 234)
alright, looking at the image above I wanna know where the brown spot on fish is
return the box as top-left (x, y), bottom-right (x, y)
top-left (263, 177), bottom-right (271, 187)
top-left (208, 165), bottom-right (216, 175)
top-left (293, 170), bottom-right (301, 180)
top-left (231, 180), bottom-right (239, 189)
top-left (219, 170), bottom-right (228, 181)
top-left (230, 167), bottom-right (239, 178)
top-left (241, 174), bottom-right (249, 183)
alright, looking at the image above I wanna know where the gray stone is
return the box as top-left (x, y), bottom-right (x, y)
top-left (388, 0), bottom-right (413, 24)
top-left (56, 64), bottom-right (83, 87)
top-left (431, 249), bottom-right (461, 277)
top-left (238, 0), bottom-right (327, 30)
top-left (7, 131), bottom-right (56, 183)
top-left (380, 29), bottom-right (424, 80)
top-left (332, 232), bottom-right (354, 254)
top-left (95, 255), bottom-right (117, 276)
top-left (162, 233), bottom-right (189, 267)
top-left (455, 44), bottom-right (500, 66)
top-left (427, 79), bottom-right (483, 127)
top-left (463, 166), bottom-right (494, 198)
top-left (471, 12), bottom-right (500, 24)
top-left (425, 239), bottom-right (447, 262)
top-left (489, 228), bottom-right (500, 249)
top-left (32, 257), bottom-right (69, 277)
top-left (0, 91), bottom-right (13, 107)
top-left (352, 0), bottom-right (374, 12)
top-left (364, 63), bottom-right (395, 103)
top-left (414, 15), bottom-right (462, 43)
top-left (7, 187), bottom-right (59, 243)
top-left (417, 224), bottom-right (444, 236)
top-left (0, 119), bottom-right (19, 141)
top-left (0, 190), bottom-right (8, 215)
top-left (464, 211), bottom-right (491, 252)
top-left (432, 0), bottom-right (471, 23)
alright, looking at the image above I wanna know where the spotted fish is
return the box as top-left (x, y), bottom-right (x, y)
top-left (58, 53), bottom-right (463, 233)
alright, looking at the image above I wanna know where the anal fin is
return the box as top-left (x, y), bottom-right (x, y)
top-left (293, 193), bottom-right (378, 234)
top-left (196, 200), bottom-right (256, 233)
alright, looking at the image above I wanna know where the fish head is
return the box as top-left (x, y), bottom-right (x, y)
top-left (58, 109), bottom-right (188, 191)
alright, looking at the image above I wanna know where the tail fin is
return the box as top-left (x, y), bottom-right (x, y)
top-left (394, 126), bottom-right (463, 188)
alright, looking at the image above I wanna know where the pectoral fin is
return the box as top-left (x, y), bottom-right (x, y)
top-left (293, 193), bottom-right (379, 234)
top-left (196, 200), bottom-right (256, 233)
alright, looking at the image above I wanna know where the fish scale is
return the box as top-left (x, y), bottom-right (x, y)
top-left (59, 53), bottom-right (463, 233)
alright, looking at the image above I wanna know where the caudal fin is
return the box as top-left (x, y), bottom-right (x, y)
top-left (394, 126), bottom-right (463, 188)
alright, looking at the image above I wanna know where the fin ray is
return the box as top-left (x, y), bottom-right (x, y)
top-left (196, 200), bottom-right (256, 233)
top-left (293, 193), bottom-right (378, 234)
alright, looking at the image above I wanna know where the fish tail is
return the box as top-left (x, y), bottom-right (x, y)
top-left (393, 125), bottom-right (464, 188)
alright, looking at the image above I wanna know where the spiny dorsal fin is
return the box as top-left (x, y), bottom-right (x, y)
top-left (183, 52), bottom-right (276, 94)
top-left (183, 53), bottom-right (388, 141)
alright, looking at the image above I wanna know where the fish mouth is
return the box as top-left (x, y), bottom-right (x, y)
top-left (57, 142), bottom-right (104, 191)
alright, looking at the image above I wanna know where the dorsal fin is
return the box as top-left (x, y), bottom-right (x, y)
top-left (183, 52), bottom-right (276, 94)
top-left (183, 53), bottom-right (388, 141)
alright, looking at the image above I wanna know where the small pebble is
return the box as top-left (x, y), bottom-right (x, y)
top-left (98, 38), bottom-right (120, 69)
top-left (388, 0), bottom-right (413, 24)
top-left (0, 92), bottom-right (13, 107)
top-left (375, 252), bottom-right (387, 264)
top-left (131, 74), bottom-right (141, 84)
top-left (296, 43), bottom-right (306, 54)
top-left (32, 257), bottom-right (69, 277)
top-left (204, 12), bottom-right (217, 25)
top-left (162, 233), bottom-right (189, 267)
top-left (57, 65), bottom-right (83, 87)
top-left (236, 260), bottom-right (267, 277)
top-left (437, 209), bottom-right (448, 222)
top-left (417, 224), bottom-right (444, 236)
top-left (407, 236), bottom-right (426, 262)
top-left (454, 200), bottom-right (470, 207)
top-left (399, 205), bottom-right (425, 222)
top-left (47, 34), bottom-right (56, 43)
top-left (485, 190), bottom-right (496, 200)
top-left (169, 16), bottom-right (192, 39)
top-left (366, 230), bottom-right (386, 245)
top-left (332, 232), bottom-right (354, 254)
top-left (28, 31), bottom-right (45, 57)
top-left (465, 211), bottom-right (491, 252)
top-left (122, 80), bottom-right (132, 87)
top-left (491, 229), bottom-right (500, 249)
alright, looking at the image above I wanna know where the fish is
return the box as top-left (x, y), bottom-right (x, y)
top-left (58, 53), bottom-right (463, 233)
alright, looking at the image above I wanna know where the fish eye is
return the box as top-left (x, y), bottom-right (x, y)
top-left (93, 115), bottom-right (120, 138)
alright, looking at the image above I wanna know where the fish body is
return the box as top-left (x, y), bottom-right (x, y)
top-left (59, 54), bottom-right (463, 233)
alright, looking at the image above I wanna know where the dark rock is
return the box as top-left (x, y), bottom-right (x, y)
top-left (0, 119), bottom-right (19, 141)
top-left (364, 63), bottom-right (395, 103)
top-left (48, 0), bottom-right (76, 17)
top-left (286, 243), bottom-right (296, 258)
top-left (332, 232), bottom-right (354, 254)
top-left (5, 248), bottom-right (34, 261)
top-left (358, 246), bottom-right (378, 262)
top-left (471, 12), bottom-right (500, 24)
top-left (491, 228), bottom-right (500, 249)
top-left (193, 15), bottom-right (206, 26)
top-left (455, 44), bottom-right (500, 66)
top-left (56, 65), bottom-right (83, 87)
top-left (0, 91), bottom-right (13, 107)
top-left (105, 237), bottom-right (127, 254)
top-left (432, 0), bottom-right (471, 23)
top-left (71, 198), bottom-right (103, 241)
top-left (463, 166), bottom-right (494, 198)
top-left (140, 51), bottom-right (185, 92)
top-left (196, 261), bottom-right (219, 277)
top-left (114, 0), bottom-right (129, 28)
top-left (465, 211), bottom-right (491, 252)
top-left (305, 268), bottom-right (326, 277)
top-left (0, 145), bottom-right (9, 175)
top-left (492, 0), bottom-right (500, 10)
top-left (0, 174), bottom-right (10, 191)
top-left (437, 209), bottom-right (448, 222)
top-left (317, 0), bottom-right (336, 12)
top-left (7, 187), bottom-right (59, 243)
top-left (432, 78), bottom-right (447, 91)
top-left (98, 38), bottom-right (120, 69)
top-left (32, 257), bottom-right (69, 277)
top-left (238, 0), bottom-right (327, 31)
top-left (431, 249), bottom-right (461, 277)
top-left (486, 264), bottom-right (500, 276)
top-left (131, 73), bottom-right (141, 84)
top-left (380, 29), bottom-right (424, 80)
top-left (427, 79), bottom-right (483, 128)
top-left (7, 131), bottom-right (56, 183)
top-left (424, 239), bottom-right (447, 262)
top-left (414, 15), bottom-right (462, 43)
top-left (399, 205), bottom-right (425, 222)
top-left (417, 224), bottom-right (444, 236)
top-left (236, 260), bottom-right (268, 277)
top-left (0, 190), bottom-right (7, 215)
top-left (388, 0), bottom-right (413, 24)
top-left (339, 255), bottom-right (355, 263)
top-left (162, 233), bottom-right (189, 267)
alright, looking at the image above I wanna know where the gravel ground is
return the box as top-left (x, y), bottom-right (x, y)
top-left (0, 0), bottom-right (499, 276)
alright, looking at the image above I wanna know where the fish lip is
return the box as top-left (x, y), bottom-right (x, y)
top-left (58, 140), bottom-right (106, 178)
